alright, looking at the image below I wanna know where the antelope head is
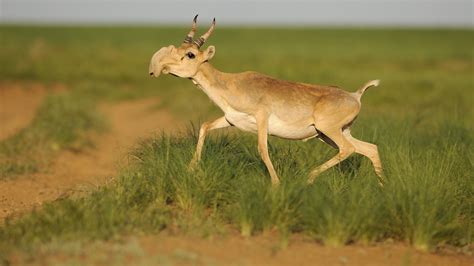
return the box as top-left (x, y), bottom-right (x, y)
top-left (149, 15), bottom-right (216, 78)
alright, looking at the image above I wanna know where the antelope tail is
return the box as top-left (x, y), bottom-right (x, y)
top-left (354, 79), bottom-right (380, 99)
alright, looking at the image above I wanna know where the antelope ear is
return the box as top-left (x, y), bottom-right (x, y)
top-left (204, 45), bottom-right (216, 61)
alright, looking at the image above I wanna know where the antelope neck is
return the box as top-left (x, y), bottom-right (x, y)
top-left (191, 62), bottom-right (227, 89)
top-left (191, 62), bottom-right (233, 111)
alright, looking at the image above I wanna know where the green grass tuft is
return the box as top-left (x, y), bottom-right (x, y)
top-left (1, 116), bottom-right (471, 254)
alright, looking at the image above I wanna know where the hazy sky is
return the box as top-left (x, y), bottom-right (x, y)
top-left (1, 0), bottom-right (473, 27)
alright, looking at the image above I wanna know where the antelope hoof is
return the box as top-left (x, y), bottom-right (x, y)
top-left (376, 171), bottom-right (385, 187)
top-left (187, 159), bottom-right (199, 171)
top-left (271, 179), bottom-right (280, 187)
top-left (377, 176), bottom-right (385, 187)
top-left (307, 172), bottom-right (319, 184)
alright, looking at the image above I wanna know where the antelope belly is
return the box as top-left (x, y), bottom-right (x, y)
top-left (225, 111), bottom-right (317, 140)
top-left (225, 111), bottom-right (258, 132)
top-left (268, 115), bottom-right (317, 140)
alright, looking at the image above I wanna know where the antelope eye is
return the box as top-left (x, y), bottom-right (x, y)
top-left (186, 52), bottom-right (195, 59)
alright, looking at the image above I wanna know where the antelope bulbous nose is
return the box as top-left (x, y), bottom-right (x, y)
top-left (149, 72), bottom-right (154, 76)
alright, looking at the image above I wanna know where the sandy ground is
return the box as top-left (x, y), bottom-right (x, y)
top-left (0, 82), bottom-right (64, 141)
top-left (1, 83), bottom-right (472, 266)
top-left (0, 86), bottom-right (175, 221)
top-left (137, 233), bottom-right (472, 266)
top-left (8, 233), bottom-right (472, 266)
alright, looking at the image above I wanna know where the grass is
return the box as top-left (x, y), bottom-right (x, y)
top-left (1, 118), bottom-right (471, 254)
top-left (0, 25), bottom-right (472, 259)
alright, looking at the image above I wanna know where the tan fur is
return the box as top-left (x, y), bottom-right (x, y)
top-left (149, 18), bottom-right (384, 186)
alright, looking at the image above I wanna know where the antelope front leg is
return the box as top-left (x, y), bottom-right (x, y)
top-left (190, 116), bottom-right (231, 168)
top-left (256, 114), bottom-right (280, 186)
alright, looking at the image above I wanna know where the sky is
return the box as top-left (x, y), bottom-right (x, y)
top-left (1, 0), bottom-right (473, 27)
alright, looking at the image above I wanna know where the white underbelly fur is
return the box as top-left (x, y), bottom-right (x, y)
top-left (225, 110), bottom-right (317, 140)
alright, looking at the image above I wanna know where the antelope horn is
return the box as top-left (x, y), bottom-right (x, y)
top-left (183, 14), bottom-right (198, 44)
top-left (194, 18), bottom-right (215, 48)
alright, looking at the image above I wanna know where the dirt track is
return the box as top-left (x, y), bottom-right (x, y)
top-left (137, 233), bottom-right (471, 266)
top-left (0, 85), bottom-right (175, 221)
top-left (8, 233), bottom-right (472, 266)
top-left (0, 82), bottom-right (55, 141)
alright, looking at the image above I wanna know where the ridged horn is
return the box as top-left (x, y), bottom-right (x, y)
top-left (183, 14), bottom-right (198, 44)
top-left (194, 18), bottom-right (215, 48)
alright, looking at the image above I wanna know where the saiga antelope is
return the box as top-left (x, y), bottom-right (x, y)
top-left (149, 15), bottom-right (384, 186)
